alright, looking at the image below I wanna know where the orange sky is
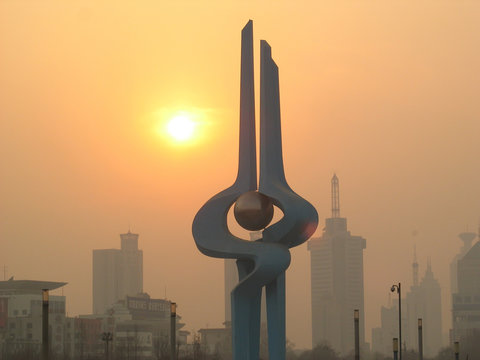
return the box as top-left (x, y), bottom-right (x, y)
top-left (1, 0), bottom-right (480, 350)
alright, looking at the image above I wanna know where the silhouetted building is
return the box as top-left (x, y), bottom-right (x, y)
top-left (405, 259), bottom-right (443, 357)
top-left (93, 231), bottom-right (143, 314)
top-left (450, 232), bottom-right (476, 295)
top-left (372, 255), bottom-right (442, 357)
top-left (80, 293), bottom-right (187, 359)
top-left (371, 300), bottom-right (406, 356)
top-left (308, 174), bottom-right (366, 355)
top-left (452, 236), bottom-right (480, 345)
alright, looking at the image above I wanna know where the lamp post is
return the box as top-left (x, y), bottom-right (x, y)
top-left (42, 289), bottom-right (49, 360)
top-left (393, 338), bottom-right (399, 360)
top-left (454, 341), bottom-right (459, 360)
top-left (170, 302), bottom-right (177, 360)
top-left (102, 332), bottom-right (113, 360)
top-left (354, 309), bottom-right (360, 360)
top-left (391, 283), bottom-right (402, 360)
top-left (417, 319), bottom-right (423, 360)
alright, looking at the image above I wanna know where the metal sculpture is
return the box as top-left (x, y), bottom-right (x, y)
top-left (192, 20), bottom-right (318, 360)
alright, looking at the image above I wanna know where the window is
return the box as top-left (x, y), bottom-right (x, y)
top-left (27, 333), bottom-right (33, 340)
top-left (9, 323), bottom-right (15, 329)
top-left (22, 310), bottom-right (27, 315)
top-left (27, 323), bottom-right (33, 329)
top-left (13, 310), bottom-right (18, 316)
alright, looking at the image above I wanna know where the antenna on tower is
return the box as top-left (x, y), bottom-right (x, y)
top-left (413, 245), bottom-right (419, 287)
top-left (331, 174), bottom-right (340, 218)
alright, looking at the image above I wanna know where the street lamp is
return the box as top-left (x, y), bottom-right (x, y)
top-left (102, 332), bottom-right (113, 360)
top-left (393, 338), bottom-right (399, 360)
top-left (42, 289), bottom-right (49, 360)
top-left (391, 283), bottom-right (402, 360)
top-left (417, 318), bottom-right (423, 360)
top-left (171, 302), bottom-right (177, 360)
top-left (354, 309), bottom-right (360, 360)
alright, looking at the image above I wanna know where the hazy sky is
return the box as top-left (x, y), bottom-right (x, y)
top-left (1, 0), bottom-right (480, 350)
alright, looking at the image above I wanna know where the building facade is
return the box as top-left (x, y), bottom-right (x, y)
top-left (308, 175), bottom-right (366, 355)
top-left (405, 261), bottom-right (443, 357)
top-left (93, 231), bottom-right (143, 314)
top-left (452, 238), bottom-right (480, 349)
top-left (371, 257), bottom-right (443, 357)
top-left (0, 279), bottom-right (67, 359)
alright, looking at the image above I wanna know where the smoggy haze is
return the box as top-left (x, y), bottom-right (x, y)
top-left (1, 0), bottom-right (480, 349)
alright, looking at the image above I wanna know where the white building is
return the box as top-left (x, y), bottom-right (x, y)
top-left (0, 279), bottom-right (67, 357)
top-left (308, 175), bottom-right (366, 355)
top-left (93, 231), bottom-right (143, 315)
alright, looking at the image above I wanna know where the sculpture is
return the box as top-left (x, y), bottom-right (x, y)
top-left (192, 20), bottom-right (318, 360)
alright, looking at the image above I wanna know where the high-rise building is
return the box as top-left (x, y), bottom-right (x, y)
top-left (372, 254), bottom-right (442, 357)
top-left (452, 236), bottom-right (480, 347)
top-left (405, 260), bottom-right (443, 357)
top-left (450, 232), bottom-right (476, 295)
top-left (308, 175), bottom-right (366, 355)
top-left (371, 300), bottom-right (406, 356)
top-left (93, 231), bottom-right (143, 314)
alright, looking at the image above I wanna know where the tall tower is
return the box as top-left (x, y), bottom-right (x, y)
top-left (331, 174), bottom-right (340, 218)
top-left (93, 231), bottom-right (143, 314)
top-left (413, 246), bottom-right (419, 287)
top-left (308, 175), bottom-right (366, 355)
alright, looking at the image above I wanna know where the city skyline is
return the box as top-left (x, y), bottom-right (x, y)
top-left (2, 0), bottom-right (480, 351)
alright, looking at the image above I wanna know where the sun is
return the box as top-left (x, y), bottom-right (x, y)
top-left (166, 114), bottom-right (196, 142)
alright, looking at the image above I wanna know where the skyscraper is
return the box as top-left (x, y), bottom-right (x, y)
top-left (450, 232), bottom-right (475, 295)
top-left (452, 236), bottom-right (480, 347)
top-left (93, 231), bottom-right (143, 314)
top-left (308, 175), bottom-right (366, 355)
top-left (405, 260), bottom-right (443, 357)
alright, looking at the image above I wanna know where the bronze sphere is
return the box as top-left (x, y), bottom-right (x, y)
top-left (234, 191), bottom-right (274, 231)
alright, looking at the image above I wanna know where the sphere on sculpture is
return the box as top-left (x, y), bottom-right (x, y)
top-left (234, 191), bottom-right (274, 231)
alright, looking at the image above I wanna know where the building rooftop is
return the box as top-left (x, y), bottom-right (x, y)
top-left (463, 241), bottom-right (480, 261)
top-left (0, 278), bottom-right (67, 294)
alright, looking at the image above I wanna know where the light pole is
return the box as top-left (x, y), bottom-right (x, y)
top-left (42, 289), bottom-right (49, 360)
top-left (393, 338), bottom-right (399, 360)
top-left (354, 309), bottom-right (360, 360)
top-left (102, 332), bottom-right (113, 360)
top-left (170, 302), bottom-right (177, 360)
top-left (454, 341), bottom-right (459, 360)
top-left (391, 283), bottom-right (402, 360)
top-left (417, 319), bottom-right (423, 360)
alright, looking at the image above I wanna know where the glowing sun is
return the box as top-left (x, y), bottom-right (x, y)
top-left (166, 114), bottom-right (196, 142)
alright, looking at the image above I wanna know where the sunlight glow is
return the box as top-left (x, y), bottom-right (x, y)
top-left (166, 114), bottom-right (196, 142)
